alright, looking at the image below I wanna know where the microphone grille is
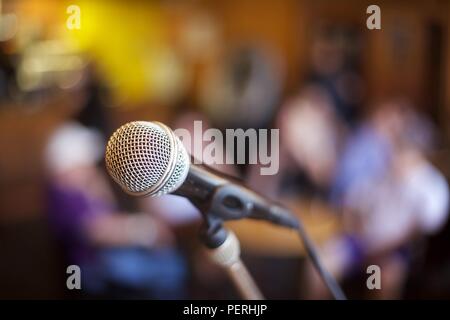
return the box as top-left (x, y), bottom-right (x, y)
top-left (105, 121), bottom-right (189, 197)
top-left (160, 141), bottom-right (190, 195)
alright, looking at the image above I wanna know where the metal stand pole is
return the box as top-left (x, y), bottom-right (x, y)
top-left (206, 230), bottom-right (264, 300)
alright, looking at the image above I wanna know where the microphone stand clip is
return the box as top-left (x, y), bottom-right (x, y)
top-left (191, 184), bottom-right (265, 300)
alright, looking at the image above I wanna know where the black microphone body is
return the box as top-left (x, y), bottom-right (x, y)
top-left (174, 164), bottom-right (299, 231)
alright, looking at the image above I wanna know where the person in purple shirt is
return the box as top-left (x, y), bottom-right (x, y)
top-left (330, 102), bottom-right (403, 205)
top-left (45, 121), bottom-right (186, 299)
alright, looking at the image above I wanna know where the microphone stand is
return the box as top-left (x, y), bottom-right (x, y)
top-left (174, 164), bottom-right (345, 300)
top-left (175, 165), bottom-right (265, 299)
top-left (199, 214), bottom-right (264, 300)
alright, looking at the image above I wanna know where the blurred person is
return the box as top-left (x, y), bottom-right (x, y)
top-left (199, 44), bottom-right (284, 183)
top-left (45, 121), bottom-right (187, 299)
top-left (75, 63), bottom-right (112, 137)
top-left (330, 100), bottom-right (405, 205)
top-left (44, 62), bottom-right (188, 298)
top-left (243, 85), bottom-right (346, 299)
top-left (0, 41), bottom-right (17, 102)
top-left (199, 44), bottom-right (283, 131)
top-left (307, 26), bottom-right (365, 127)
top-left (250, 85), bottom-right (344, 200)
top-left (306, 102), bottom-right (449, 299)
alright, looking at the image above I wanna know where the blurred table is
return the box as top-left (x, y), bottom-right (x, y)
top-left (225, 198), bottom-right (342, 257)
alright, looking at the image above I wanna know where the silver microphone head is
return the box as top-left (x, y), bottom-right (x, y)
top-left (105, 121), bottom-right (190, 197)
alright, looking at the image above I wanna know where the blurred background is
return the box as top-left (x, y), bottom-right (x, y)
top-left (1, 0), bottom-right (450, 299)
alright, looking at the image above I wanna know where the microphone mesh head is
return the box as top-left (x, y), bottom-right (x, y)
top-left (105, 121), bottom-right (190, 197)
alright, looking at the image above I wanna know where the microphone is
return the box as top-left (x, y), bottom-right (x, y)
top-left (105, 121), bottom-right (299, 230)
top-left (105, 121), bottom-right (347, 300)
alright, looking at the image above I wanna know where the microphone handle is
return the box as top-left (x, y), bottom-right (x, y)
top-left (175, 163), bottom-right (299, 229)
